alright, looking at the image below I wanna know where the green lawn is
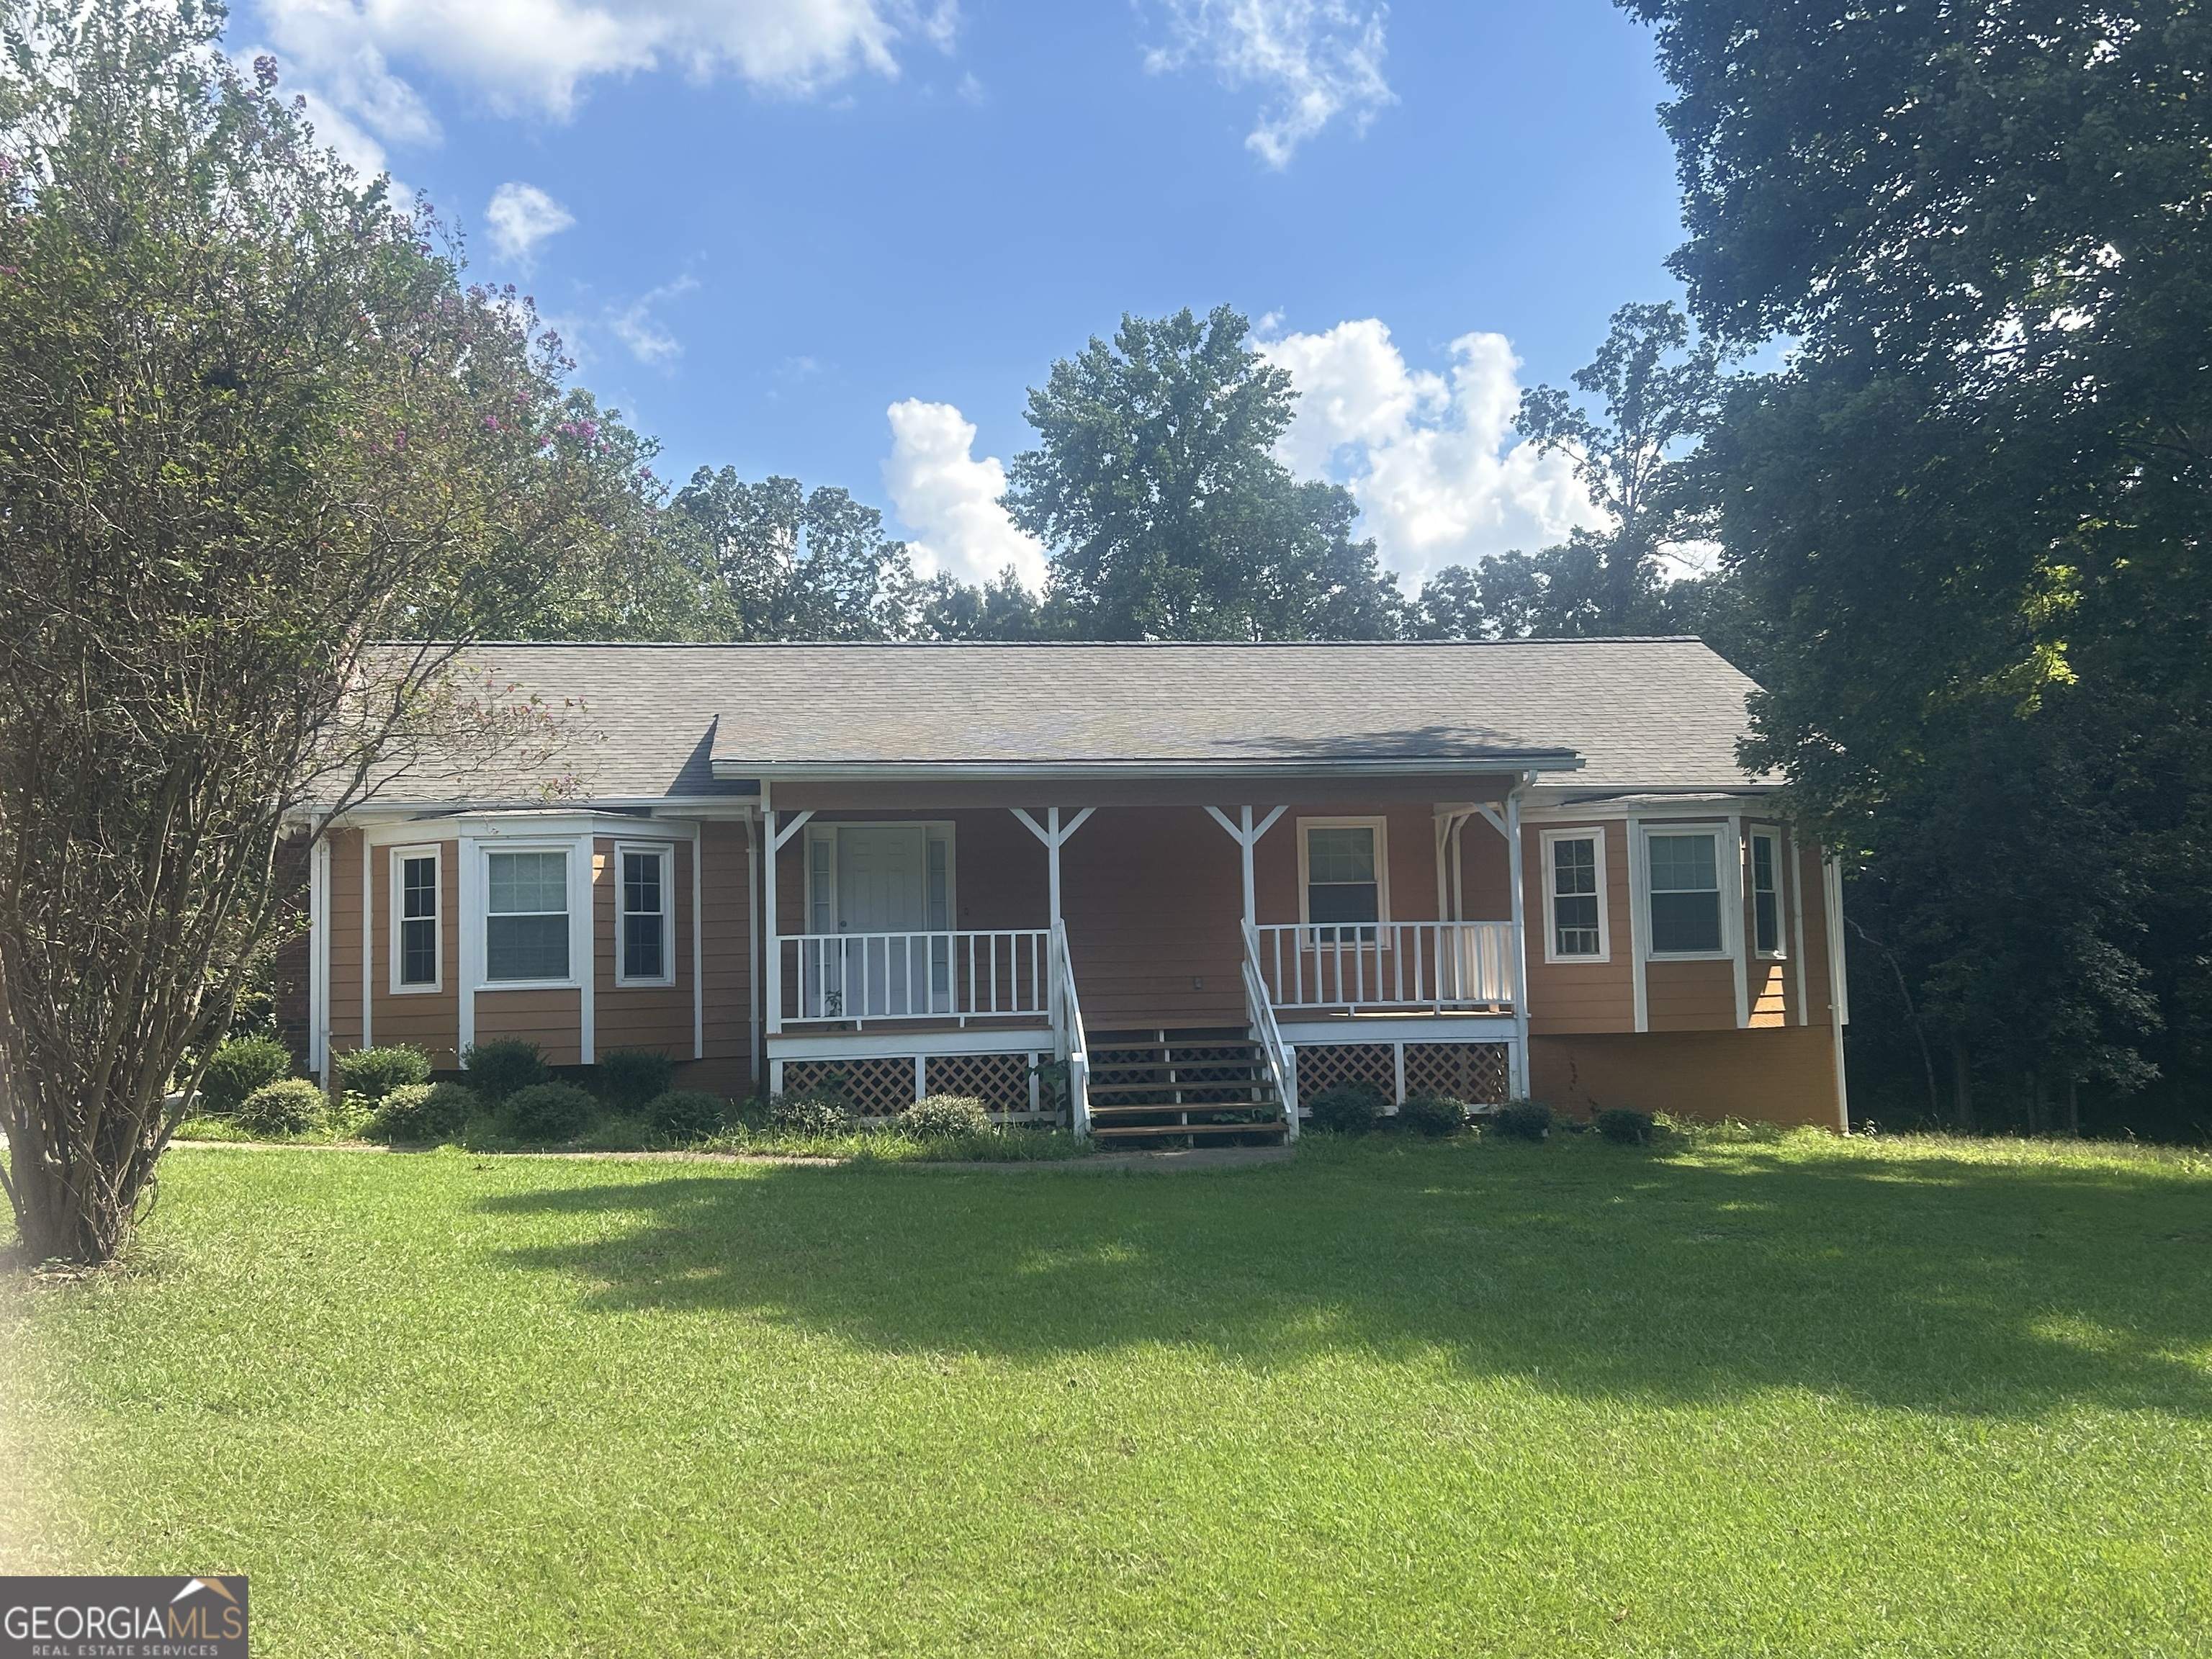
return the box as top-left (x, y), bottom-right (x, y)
top-left (6, 1130), bottom-right (2210, 1656)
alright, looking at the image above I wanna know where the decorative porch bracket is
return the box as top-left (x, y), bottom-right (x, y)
top-left (760, 784), bottom-right (817, 1038)
top-left (1202, 804), bottom-right (1288, 927)
top-left (1464, 786), bottom-right (1532, 1097)
top-left (1010, 806), bottom-right (1096, 926)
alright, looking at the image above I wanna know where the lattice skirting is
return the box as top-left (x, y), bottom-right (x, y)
top-left (1293, 1043), bottom-right (1396, 1102)
top-left (778, 1056), bottom-right (915, 1117)
top-left (925, 1051), bottom-right (1033, 1112)
top-left (1404, 1042), bottom-right (1511, 1105)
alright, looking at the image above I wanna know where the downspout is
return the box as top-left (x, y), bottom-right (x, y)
top-left (747, 808), bottom-right (761, 1091)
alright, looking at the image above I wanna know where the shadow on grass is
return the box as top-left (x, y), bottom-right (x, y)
top-left (479, 1136), bottom-right (2212, 1418)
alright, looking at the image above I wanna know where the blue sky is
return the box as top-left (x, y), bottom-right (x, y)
top-left (229, 1), bottom-right (1684, 589)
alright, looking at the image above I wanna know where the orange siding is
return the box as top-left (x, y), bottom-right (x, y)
top-left (476, 989), bottom-right (584, 1065)
top-left (1749, 959), bottom-right (1790, 1026)
top-left (1524, 819), bottom-right (1636, 1035)
top-left (1251, 801), bottom-right (1445, 929)
top-left (681, 819), bottom-right (755, 1098)
top-left (327, 829), bottom-right (364, 1053)
top-left (1063, 806), bottom-right (1246, 1027)
top-left (593, 836), bottom-right (693, 1060)
top-left (367, 839), bottom-right (462, 1068)
top-left (1453, 816), bottom-right (1511, 921)
top-left (1645, 958), bottom-right (1737, 1031)
top-left (1532, 1025), bottom-right (1843, 1128)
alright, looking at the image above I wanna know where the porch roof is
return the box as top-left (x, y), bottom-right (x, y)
top-left (350, 637), bottom-right (1766, 807)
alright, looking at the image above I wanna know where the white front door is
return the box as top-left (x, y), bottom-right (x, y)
top-left (836, 826), bottom-right (927, 932)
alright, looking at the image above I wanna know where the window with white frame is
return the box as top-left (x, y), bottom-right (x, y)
top-left (1646, 830), bottom-right (1724, 955)
top-left (1750, 830), bottom-right (1784, 956)
top-left (1300, 819), bottom-right (1387, 941)
top-left (392, 847), bottom-right (440, 990)
top-left (485, 850), bottom-right (570, 982)
top-left (1543, 830), bottom-right (1607, 961)
top-left (618, 845), bottom-right (673, 984)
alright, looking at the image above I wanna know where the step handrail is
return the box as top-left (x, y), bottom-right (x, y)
top-left (1241, 921), bottom-right (1300, 1141)
top-left (1049, 920), bottom-right (1092, 1138)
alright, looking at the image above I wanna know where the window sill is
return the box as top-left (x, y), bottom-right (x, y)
top-left (1645, 950), bottom-right (1733, 963)
top-left (613, 977), bottom-right (678, 990)
top-left (389, 983), bottom-right (444, 996)
top-left (478, 979), bottom-right (581, 992)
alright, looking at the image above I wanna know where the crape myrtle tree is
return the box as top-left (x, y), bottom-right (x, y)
top-left (1003, 305), bottom-right (1403, 640)
top-left (1621, 0), bottom-right (2211, 1133)
top-left (0, 0), bottom-right (652, 1262)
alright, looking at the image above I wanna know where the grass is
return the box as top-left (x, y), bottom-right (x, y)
top-left (5, 1127), bottom-right (2211, 1656)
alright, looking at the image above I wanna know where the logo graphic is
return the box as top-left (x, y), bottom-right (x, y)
top-left (2, 1575), bottom-right (248, 1657)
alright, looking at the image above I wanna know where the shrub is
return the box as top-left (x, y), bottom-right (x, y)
top-left (1305, 1082), bottom-right (1385, 1135)
top-left (1395, 1091), bottom-right (1468, 1138)
top-left (462, 1039), bottom-right (549, 1104)
top-left (901, 1095), bottom-right (993, 1138)
top-left (1596, 1107), bottom-right (1657, 1146)
top-left (768, 1093), bottom-right (852, 1136)
top-left (647, 1090), bottom-right (729, 1142)
top-left (199, 1035), bottom-right (293, 1115)
top-left (598, 1048), bottom-right (675, 1113)
top-left (336, 1043), bottom-right (431, 1102)
top-left (502, 1082), bottom-right (597, 1142)
top-left (235, 1078), bottom-right (326, 1137)
top-left (369, 1081), bottom-right (476, 1143)
top-left (1493, 1099), bottom-right (1554, 1141)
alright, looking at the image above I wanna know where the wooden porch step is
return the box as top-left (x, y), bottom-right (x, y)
top-left (1090, 1120), bottom-right (1285, 1141)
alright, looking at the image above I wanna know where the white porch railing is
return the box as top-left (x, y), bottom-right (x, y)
top-left (1241, 922), bottom-right (1299, 1139)
top-left (1251, 921), bottom-right (1516, 1012)
top-left (1049, 920), bottom-right (1091, 1138)
top-left (781, 929), bottom-right (1049, 1025)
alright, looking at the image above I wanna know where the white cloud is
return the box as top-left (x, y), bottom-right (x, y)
top-left (485, 182), bottom-right (576, 264)
top-left (608, 276), bottom-right (698, 366)
top-left (882, 399), bottom-right (1046, 590)
top-left (1143, 0), bottom-right (1393, 167)
top-left (1259, 318), bottom-right (1603, 583)
top-left (256, 0), bottom-right (958, 150)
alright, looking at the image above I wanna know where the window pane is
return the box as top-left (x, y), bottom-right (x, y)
top-left (487, 913), bottom-right (568, 980)
top-left (1647, 835), bottom-right (1717, 894)
top-left (1552, 837), bottom-right (1597, 898)
top-left (1308, 882), bottom-right (1379, 925)
top-left (1307, 827), bottom-right (1375, 885)
top-left (400, 917), bottom-right (438, 985)
top-left (487, 851), bottom-right (567, 914)
top-left (1650, 891), bottom-right (1722, 953)
top-left (1554, 893), bottom-right (1600, 956)
top-left (624, 913), bottom-right (665, 980)
top-left (622, 851), bottom-right (662, 918)
top-left (402, 856), bottom-right (437, 920)
top-left (1755, 891), bottom-right (1780, 955)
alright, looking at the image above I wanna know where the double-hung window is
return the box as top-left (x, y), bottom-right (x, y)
top-left (485, 850), bottom-right (570, 982)
top-left (1646, 831), bottom-right (1724, 955)
top-left (618, 845), bottom-right (673, 984)
top-left (392, 847), bottom-right (440, 991)
top-left (1750, 830), bottom-right (1784, 957)
top-left (1544, 830), bottom-right (1607, 961)
top-left (1302, 820), bottom-right (1386, 942)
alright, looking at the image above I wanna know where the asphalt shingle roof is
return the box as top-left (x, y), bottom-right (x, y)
top-left (375, 638), bottom-right (1763, 804)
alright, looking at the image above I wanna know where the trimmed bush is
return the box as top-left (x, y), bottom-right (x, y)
top-left (502, 1081), bottom-right (598, 1142)
top-left (235, 1078), bottom-right (326, 1137)
top-left (199, 1035), bottom-right (293, 1115)
top-left (462, 1039), bottom-right (549, 1105)
top-left (598, 1048), bottom-right (675, 1113)
top-left (768, 1094), bottom-right (852, 1136)
top-left (336, 1044), bottom-right (431, 1102)
top-left (1493, 1099), bottom-right (1554, 1141)
top-left (1305, 1082), bottom-right (1385, 1136)
top-left (901, 1095), bottom-right (993, 1138)
top-left (647, 1090), bottom-right (729, 1142)
top-left (1596, 1107), bottom-right (1657, 1146)
top-left (369, 1080), bottom-right (476, 1143)
top-left (1395, 1091), bottom-right (1468, 1138)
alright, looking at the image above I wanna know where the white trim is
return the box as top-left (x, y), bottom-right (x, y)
top-left (1789, 830), bottom-right (1809, 1025)
top-left (1203, 804), bottom-right (1289, 928)
top-left (767, 1026), bottom-right (1050, 1061)
top-left (456, 835), bottom-right (480, 1055)
top-left (1825, 854), bottom-right (1850, 1130)
top-left (1750, 827), bottom-right (1787, 959)
top-left (575, 832), bottom-right (595, 1064)
top-left (359, 832), bottom-right (373, 1050)
top-left (477, 840), bottom-right (583, 991)
top-left (1635, 822), bottom-right (1737, 963)
top-left (1626, 818), bottom-right (1649, 1033)
top-left (693, 831), bottom-right (706, 1061)
top-left (1276, 1014), bottom-right (1519, 1046)
top-left (1539, 825), bottom-right (1611, 964)
top-left (309, 835), bottom-right (331, 1078)
top-left (801, 820), bottom-right (961, 939)
top-left (387, 843), bottom-right (444, 995)
top-left (1296, 815), bottom-right (1392, 929)
top-left (719, 757), bottom-right (1583, 784)
top-left (1506, 783), bottom-right (1530, 1097)
top-left (1730, 814), bottom-right (1750, 1030)
top-left (763, 785), bottom-right (781, 1038)
top-left (745, 817), bottom-right (761, 1079)
top-left (612, 841), bottom-right (678, 987)
top-left (1010, 806), bottom-right (1094, 928)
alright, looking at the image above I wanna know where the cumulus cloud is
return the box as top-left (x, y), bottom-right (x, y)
top-left (258, 0), bottom-right (957, 156)
top-left (608, 276), bottom-right (698, 366)
top-left (1144, 0), bottom-right (1393, 167)
top-left (1259, 319), bottom-right (1602, 583)
top-left (882, 400), bottom-right (1046, 590)
top-left (485, 182), bottom-right (577, 264)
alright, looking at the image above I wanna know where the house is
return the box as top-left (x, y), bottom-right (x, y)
top-left (290, 639), bottom-right (1849, 1139)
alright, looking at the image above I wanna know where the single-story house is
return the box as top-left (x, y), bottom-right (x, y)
top-left (284, 638), bottom-right (1849, 1139)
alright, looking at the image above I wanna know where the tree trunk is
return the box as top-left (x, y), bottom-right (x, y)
top-left (2067, 1080), bottom-right (2082, 1138)
top-left (1949, 1034), bottom-right (1976, 1133)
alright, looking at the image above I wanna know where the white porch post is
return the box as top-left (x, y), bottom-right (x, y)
top-left (1202, 804), bottom-right (1288, 929)
top-left (1506, 781), bottom-right (1530, 1099)
top-left (360, 832), bottom-right (373, 1050)
top-left (746, 814), bottom-right (762, 1082)
top-left (762, 782), bottom-right (779, 1038)
top-left (1048, 806), bottom-right (1061, 925)
top-left (308, 830), bottom-right (331, 1082)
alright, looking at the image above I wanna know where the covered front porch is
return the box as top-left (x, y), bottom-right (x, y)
top-left (756, 778), bottom-right (1534, 1137)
